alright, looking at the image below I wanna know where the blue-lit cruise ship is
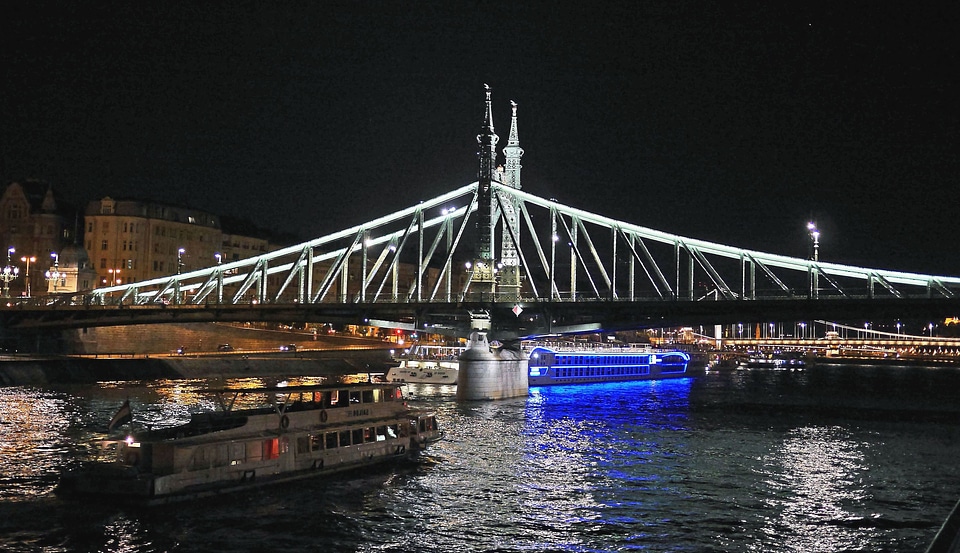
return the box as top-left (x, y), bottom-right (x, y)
top-left (527, 345), bottom-right (691, 386)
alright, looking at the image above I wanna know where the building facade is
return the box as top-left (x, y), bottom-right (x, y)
top-left (0, 180), bottom-right (71, 297)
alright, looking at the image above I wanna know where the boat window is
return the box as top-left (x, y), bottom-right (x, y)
top-left (387, 425), bottom-right (398, 439)
top-left (376, 425), bottom-right (387, 441)
top-left (352, 428), bottom-right (364, 444)
top-left (325, 432), bottom-right (338, 449)
top-left (364, 427), bottom-right (375, 443)
top-left (320, 391), bottom-right (333, 408)
top-left (264, 438), bottom-right (279, 460)
top-left (349, 391), bottom-right (361, 404)
top-left (362, 389), bottom-right (374, 403)
top-left (246, 441), bottom-right (263, 462)
top-left (311, 434), bottom-right (323, 451)
top-left (372, 389), bottom-right (383, 403)
top-left (339, 430), bottom-right (351, 446)
top-left (297, 437), bottom-right (310, 454)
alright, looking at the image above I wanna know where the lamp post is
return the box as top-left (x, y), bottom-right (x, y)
top-left (45, 252), bottom-right (62, 292)
top-left (807, 221), bottom-right (820, 299)
top-left (108, 268), bottom-right (122, 285)
top-left (1, 247), bottom-right (19, 299)
top-left (177, 248), bottom-right (185, 274)
top-left (20, 255), bottom-right (35, 297)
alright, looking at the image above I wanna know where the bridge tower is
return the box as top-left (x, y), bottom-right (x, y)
top-left (460, 86), bottom-right (529, 400)
top-left (471, 84), bottom-right (500, 296)
top-left (497, 100), bottom-right (524, 300)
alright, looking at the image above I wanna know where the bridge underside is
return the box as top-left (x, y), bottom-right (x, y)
top-left (7, 297), bottom-right (960, 344)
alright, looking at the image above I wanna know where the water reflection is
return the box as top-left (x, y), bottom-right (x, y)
top-left (518, 379), bottom-right (694, 549)
top-left (760, 426), bottom-right (871, 552)
top-left (0, 387), bottom-right (77, 500)
top-left (0, 366), bottom-right (957, 552)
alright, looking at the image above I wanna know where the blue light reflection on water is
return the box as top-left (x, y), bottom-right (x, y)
top-left (517, 379), bottom-right (695, 551)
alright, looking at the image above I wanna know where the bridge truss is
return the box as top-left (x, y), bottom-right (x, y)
top-left (84, 181), bottom-right (960, 312)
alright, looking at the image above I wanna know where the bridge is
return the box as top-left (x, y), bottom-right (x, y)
top-left (4, 87), bottom-right (960, 397)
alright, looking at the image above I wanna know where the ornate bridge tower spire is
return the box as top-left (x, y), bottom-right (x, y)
top-left (502, 100), bottom-right (523, 191)
top-left (497, 100), bottom-right (524, 299)
top-left (473, 84), bottom-right (499, 294)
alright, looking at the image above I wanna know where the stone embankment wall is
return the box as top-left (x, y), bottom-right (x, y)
top-left (0, 349), bottom-right (395, 387)
top-left (63, 322), bottom-right (379, 356)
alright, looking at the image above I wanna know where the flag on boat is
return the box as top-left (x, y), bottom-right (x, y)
top-left (107, 400), bottom-right (133, 431)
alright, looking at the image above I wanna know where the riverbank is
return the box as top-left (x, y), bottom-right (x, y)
top-left (0, 349), bottom-right (396, 386)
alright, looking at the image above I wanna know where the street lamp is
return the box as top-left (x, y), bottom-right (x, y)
top-left (45, 252), bottom-right (62, 292)
top-left (214, 252), bottom-right (222, 265)
top-left (1, 247), bottom-right (19, 298)
top-left (108, 268), bottom-right (122, 285)
top-left (807, 221), bottom-right (820, 299)
top-left (20, 255), bottom-right (35, 297)
top-left (807, 221), bottom-right (820, 262)
top-left (177, 248), bottom-right (185, 274)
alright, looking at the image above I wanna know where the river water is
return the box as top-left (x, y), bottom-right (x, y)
top-left (1, 363), bottom-right (959, 552)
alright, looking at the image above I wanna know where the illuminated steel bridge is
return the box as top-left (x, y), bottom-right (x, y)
top-left (6, 87), bottom-right (960, 338)
top-left (4, 179), bottom-right (949, 338)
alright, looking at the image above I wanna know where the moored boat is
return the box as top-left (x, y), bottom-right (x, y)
top-left (386, 343), bottom-right (463, 384)
top-left (739, 350), bottom-right (806, 369)
top-left (527, 344), bottom-right (691, 386)
top-left (57, 383), bottom-right (442, 505)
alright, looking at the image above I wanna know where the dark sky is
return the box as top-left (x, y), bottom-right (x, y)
top-left (2, 2), bottom-right (958, 274)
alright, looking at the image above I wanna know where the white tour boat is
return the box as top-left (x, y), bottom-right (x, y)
top-left (386, 343), bottom-right (464, 384)
top-left (57, 383), bottom-right (441, 505)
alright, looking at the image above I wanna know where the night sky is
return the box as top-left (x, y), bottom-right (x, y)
top-left (2, 2), bottom-right (958, 275)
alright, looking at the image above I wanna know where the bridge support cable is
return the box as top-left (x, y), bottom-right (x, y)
top-left (431, 196), bottom-right (476, 302)
top-left (191, 269), bottom-right (222, 304)
top-left (740, 255), bottom-right (754, 300)
top-left (517, 200), bottom-right (558, 300)
top-left (869, 273), bottom-right (903, 299)
top-left (619, 229), bottom-right (671, 300)
top-left (687, 246), bottom-right (736, 300)
top-left (368, 237), bottom-right (403, 303)
top-left (271, 249), bottom-right (309, 304)
top-left (494, 191), bottom-right (540, 299)
top-left (311, 231), bottom-right (364, 304)
top-left (575, 217), bottom-right (613, 296)
top-left (746, 254), bottom-right (793, 298)
top-left (304, 247), bottom-right (314, 304)
top-left (550, 208), bottom-right (559, 300)
top-left (930, 279), bottom-right (956, 298)
top-left (410, 210), bottom-right (447, 302)
top-left (813, 267), bottom-right (849, 298)
top-left (556, 214), bottom-right (601, 300)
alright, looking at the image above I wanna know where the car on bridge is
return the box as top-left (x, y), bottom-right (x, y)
top-left (279, 344), bottom-right (297, 352)
top-left (217, 344), bottom-right (234, 352)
